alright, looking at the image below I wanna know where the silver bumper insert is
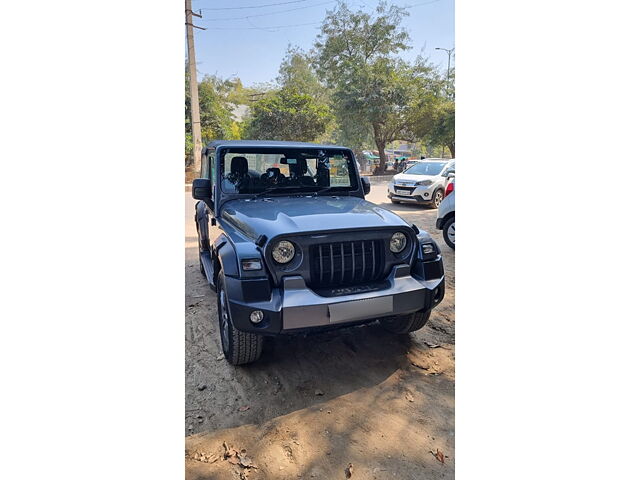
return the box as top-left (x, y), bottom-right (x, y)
top-left (281, 264), bottom-right (439, 330)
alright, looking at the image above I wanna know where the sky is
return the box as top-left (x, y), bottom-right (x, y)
top-left (189, 0), bottom-right (454, 86)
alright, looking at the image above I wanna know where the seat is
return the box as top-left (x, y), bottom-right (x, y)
top-left (288, 158), bottom-right (316, 186)
top-left (227, 156), bottom-right (251, 191)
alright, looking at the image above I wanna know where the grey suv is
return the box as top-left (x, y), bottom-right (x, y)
top-left (192, 141), bottom-right (445, 364)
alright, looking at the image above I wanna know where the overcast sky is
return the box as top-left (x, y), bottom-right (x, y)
top-left (189, 0), bottom-right (454, 86)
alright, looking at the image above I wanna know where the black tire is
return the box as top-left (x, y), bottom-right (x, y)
top-left (442, 216), bottom-right (455, 250)
top-left (430, 189), bottom-right (444, 208)
top-left (380, 309), bottom-right (431, 334)
top-left (216, 272), bottom-right (263, 365)
top-left (195, 221), bottom-right (206, 277)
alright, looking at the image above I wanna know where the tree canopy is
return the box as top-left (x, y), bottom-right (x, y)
top-left (245, 87), bottom-right (331, 142)
top-left (314, 1), bottom-right (443, 172)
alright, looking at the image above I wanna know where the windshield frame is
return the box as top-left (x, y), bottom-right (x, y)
top-left (214, 146), bottom-right (363, 213)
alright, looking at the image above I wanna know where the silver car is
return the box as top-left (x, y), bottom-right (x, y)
top-left (436, 179), bottom-right (455, 249)
top-left (387, 159), bottom-right (454, 208)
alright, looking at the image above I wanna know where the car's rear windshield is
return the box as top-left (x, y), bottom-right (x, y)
top-left (404, 162), bottom-right (447, 176)
top-left (218, 148), bottom-right (359, 195)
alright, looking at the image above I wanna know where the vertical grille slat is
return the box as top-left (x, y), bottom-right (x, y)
top-left (329, 243), bottom-right (335, 284)
top-left (310, 239), bottom-right (384, 289)
top-left (371, 240), bottom-right (376, 278)
top-left (350, 242), bottom-right (355, 283)
top-left (340, 243), bottom-right (345, 283)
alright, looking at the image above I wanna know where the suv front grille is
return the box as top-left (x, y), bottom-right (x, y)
top-left (309, 240), bottom-right (384, 288)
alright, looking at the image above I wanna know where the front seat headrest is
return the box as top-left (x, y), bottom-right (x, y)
top-left (230, 156), bottom-right (249, 176)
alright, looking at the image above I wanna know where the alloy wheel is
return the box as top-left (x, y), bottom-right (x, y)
top-left (446, 221), bottom-right (455, 244)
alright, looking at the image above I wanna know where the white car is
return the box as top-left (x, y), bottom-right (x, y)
top-left (387, 159), bottom-right (454, 208)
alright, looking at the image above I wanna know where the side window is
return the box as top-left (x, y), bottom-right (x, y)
top-left (209, 152), bottom-right (216, 181)
top-left (200, 150), bottom-right (208, 178)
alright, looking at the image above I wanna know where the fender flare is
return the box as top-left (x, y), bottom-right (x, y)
top-left (213, 235), bottom-right (238, 284)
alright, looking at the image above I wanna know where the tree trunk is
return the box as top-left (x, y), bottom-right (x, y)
top-left (373, 124), bottom-right (387, 175)
top-left (448, 142), bottom-right (455, 158)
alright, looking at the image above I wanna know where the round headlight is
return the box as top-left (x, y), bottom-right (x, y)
top-left (390, 232), bottom-right (407, 253)
top-left (272, 240), bottom-right (295, 264)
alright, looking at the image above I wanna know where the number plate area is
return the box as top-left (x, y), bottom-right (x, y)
top-left (328, 296), bottom-right (393, 323)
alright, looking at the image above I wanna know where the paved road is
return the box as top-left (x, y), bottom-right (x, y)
top-left (185, 184), bottom-right (455, 479)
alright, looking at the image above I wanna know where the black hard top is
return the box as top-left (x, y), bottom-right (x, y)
top-left (205, 140), bottom-right (349, 150)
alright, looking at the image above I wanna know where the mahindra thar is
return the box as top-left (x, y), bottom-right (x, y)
top-left (192, 141), bottom-right (445, 365)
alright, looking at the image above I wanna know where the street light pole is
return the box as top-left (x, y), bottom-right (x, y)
top-left (435, 47), bottom-right (454, 158)
top-left (435, 47), bottom-right (454, 95)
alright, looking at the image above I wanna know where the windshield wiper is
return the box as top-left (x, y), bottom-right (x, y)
top-left (251, 186), bottom-right (296, 199)
top-left (312, 186), bottom-right (334, 196)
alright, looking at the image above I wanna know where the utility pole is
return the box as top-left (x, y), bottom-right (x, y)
top-left (185, 0), bottom-right (205, 166)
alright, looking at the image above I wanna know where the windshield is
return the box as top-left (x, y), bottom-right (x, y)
top-left (219, 148), bottom-right (358, 195)
top-left (404, 162), bottom-right (447, 176)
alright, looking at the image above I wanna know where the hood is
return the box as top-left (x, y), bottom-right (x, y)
top-left (393, 173), bottom-right (441, 185)
top-left (219, 195), bottom-right (409, 241)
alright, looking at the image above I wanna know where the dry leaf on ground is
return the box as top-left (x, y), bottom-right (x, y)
top-left (345, 463), bottom-right (354, 478)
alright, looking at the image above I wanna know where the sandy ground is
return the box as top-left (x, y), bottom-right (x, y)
top-left (185, 182), bottom-right (455, 479)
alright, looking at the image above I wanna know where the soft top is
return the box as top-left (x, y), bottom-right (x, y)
top-left (205, 140), bottom-right (349, 150)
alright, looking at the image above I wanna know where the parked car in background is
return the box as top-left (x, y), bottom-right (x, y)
top-left (387, 159), bottom-right (454, 208)
top-left (436, 177), bottom-right (455, 249)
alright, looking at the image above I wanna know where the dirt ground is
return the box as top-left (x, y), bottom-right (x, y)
top-left (185, 181), bottom-right (455, 479)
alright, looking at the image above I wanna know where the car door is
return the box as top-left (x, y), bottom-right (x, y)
top-left (195, 148), bottom-right (216, 252)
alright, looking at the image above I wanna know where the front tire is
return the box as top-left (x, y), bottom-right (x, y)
top-left (430, 189), bottom-right (444, 208)
top-left (442, 216), bottom-right (455, 250)
top-left (217, 272), bottom-right (263, 365)
top-left (380, 310), bottom-right (431, 334)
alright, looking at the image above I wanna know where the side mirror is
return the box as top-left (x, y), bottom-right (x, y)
top-left (192, 178), bottom-right (211, 200)
top-left (361, 177), bottom-right (371, 196)
top-left (447, 172), bottom-right (456, 179)
top-left (192, 178), bottom-right (215, 212)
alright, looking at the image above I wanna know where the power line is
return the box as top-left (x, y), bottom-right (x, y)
top-left (200, 0), bottom-right (336, 22)
top-left (197, 0), bottom-right (316, 11)
top-left (205, 20), bottom-right (322, 30)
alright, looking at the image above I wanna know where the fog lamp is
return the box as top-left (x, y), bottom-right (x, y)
top-left (250, 310), bottom-right (264, 324)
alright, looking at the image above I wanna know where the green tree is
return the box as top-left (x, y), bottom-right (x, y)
top-left (278, 46), bottom-right (326, 100)
top-left (315, 2), bottom-right (435, 173)
top-left (245, 87), bottom-right (331, 142)
top-left (408, 68), bottom-right (455, 157)
top-left (185, 73), bottom-right (235, 158)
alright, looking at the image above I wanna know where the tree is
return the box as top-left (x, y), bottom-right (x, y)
top-left (245, 87), bottom-right (331, 142)
top-left (278, 46), bottom-right (326, 100)
top-left (408, 68), bottom-right (455, 157)
top-left (185, 73), bottom-right (236, 162)
top-left (316, 1), bottom-right (429, 173)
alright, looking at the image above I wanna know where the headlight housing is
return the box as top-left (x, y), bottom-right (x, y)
top-left (272, 240), bottom-right (295, 264)
top-left (390, 232), bottom-right (407, 253)
top-left (416, 179), bottom-right (433, 186)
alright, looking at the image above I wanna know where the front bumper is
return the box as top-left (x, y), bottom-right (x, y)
top-left (224, 262), bottom-right (445, 335)
top-left (387, 183), bottom-right (436, 203)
